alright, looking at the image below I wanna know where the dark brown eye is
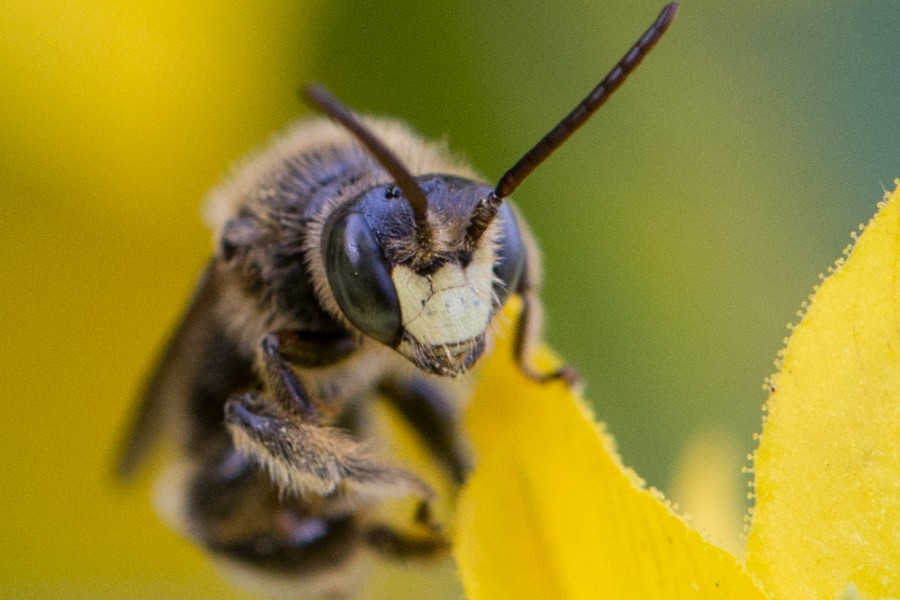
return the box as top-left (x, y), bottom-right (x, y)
top-left (324, 210), bottom-right (403, 346)
top-left (492, 203), bottom-right (525, 305)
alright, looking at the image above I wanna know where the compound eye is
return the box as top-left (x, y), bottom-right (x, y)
top-left (325, 211), bottom-right (403, 346)
top-left (492, 203), bottom-right (526, 305)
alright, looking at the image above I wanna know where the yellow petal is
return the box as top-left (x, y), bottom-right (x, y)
top-left (454, 301), bottom-right (767, 599)
top-left (747, 185), bottom-right (900, 598)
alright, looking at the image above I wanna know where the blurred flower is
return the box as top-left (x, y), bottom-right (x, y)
top-left (667, 429), bottom-right (746, 558)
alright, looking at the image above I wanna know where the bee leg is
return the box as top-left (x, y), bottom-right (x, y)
top-left (257, 332), bottom-right (320, 418)
top-left (364, 520), bottom-right (450, 559)
top-left (225, 392), bottom-right (434, 502)
top-left (514, 253), bottom-right (582, 389)
top-left (378, 377), bottom-right (470, 484)
top-left (264, 328), bottom-right (359, 369)
top-left (225, 333), bottom-right (432, 501)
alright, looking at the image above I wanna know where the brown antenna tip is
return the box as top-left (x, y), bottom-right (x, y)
top-left (493, 2), bottom-right (678, 200)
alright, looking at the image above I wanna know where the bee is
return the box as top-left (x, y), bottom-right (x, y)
top-left (117, 4), bottom-right (676, 598)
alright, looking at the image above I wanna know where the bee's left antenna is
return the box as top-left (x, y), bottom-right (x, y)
top-left (303, 83), bottom-right (432, 246)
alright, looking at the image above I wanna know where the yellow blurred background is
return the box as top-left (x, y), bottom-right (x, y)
top-left (3, 1), bottom-right (900, 597)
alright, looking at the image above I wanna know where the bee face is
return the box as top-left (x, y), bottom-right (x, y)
top-left (322, 175), bottom-right (525, 376)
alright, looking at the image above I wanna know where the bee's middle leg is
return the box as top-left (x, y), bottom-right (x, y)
top-left (378, 377), bottom-right (471, 485)
top-left (224, 332), bottom-right (432, 503)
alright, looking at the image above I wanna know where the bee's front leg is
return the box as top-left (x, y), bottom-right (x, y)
top-left (224, 331), bottom-right (433, 503)
top-left (513, 236), bottom-right (582, 389)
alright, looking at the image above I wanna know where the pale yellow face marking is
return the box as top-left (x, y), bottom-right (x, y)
top-left (392, 243), bottom-right (495, 346)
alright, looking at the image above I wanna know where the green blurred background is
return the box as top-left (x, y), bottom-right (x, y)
top-left (3, 1), bottom-right (900, 597)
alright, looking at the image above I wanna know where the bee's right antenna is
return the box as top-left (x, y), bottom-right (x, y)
top-left (466, 2), bottom-right (678, 248)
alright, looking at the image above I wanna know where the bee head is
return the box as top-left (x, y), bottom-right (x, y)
top-left (320, 172), bottom-right (525, 376)
top-left (303, 85), bottom-right (534, 376)
top-left (304, 0), bottom-right (676, 375)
